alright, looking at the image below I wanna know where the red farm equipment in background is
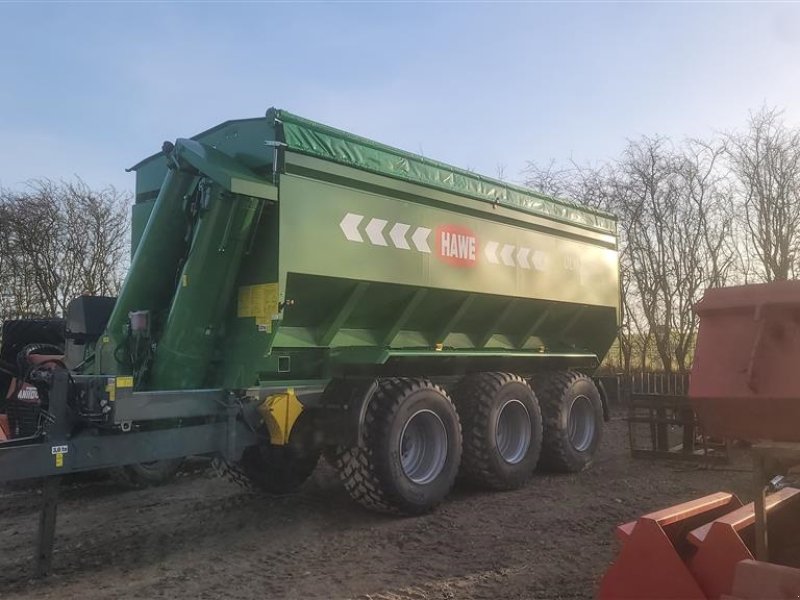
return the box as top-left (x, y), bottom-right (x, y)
top-left (599, 281), bottom-right (800, 600)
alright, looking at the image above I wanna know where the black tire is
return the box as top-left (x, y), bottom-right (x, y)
top-left (322, 445), bottom-right (343, 468)
top-left (110, 459), bottom-right (183, 489)
top-left (453, 372), bottom-right (543, 490)
top-left (0, 319), bottom-right (65, 362)
top-left (335, 378), bottom-right (462, 515)
top-left (0, 319), bottom-right (65, 404)
top-left (214, 441), bottom-right (320, 495)
top-left (532, 371), bottom-right (603, 473)
top-left (214, 409), bottom-right (321, 495)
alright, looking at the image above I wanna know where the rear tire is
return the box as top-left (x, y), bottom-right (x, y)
top-left (110, 459), bottom-right (183, 489)
top-left (453, 372), bottom-right (542, 490)
top-left (335, 378), bottom-right (462, 515)
top-left (532, 371), bottom-right (603, 473)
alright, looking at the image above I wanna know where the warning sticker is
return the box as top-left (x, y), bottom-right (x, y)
top-left (52, 445), bottom-right (68, 467)
top-left (237, 283), bottom-right (279, 332)
top-left (116, 376), bottom-right (134, 388)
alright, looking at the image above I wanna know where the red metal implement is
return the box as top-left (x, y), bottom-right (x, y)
top-left (691, 281), bottom-right (800, 442)
top-left (599, 489), bottom-right (800, 600)
top-left (598, 492), bottom-right (741, 599)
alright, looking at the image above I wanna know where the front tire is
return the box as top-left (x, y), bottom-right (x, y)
top-left (110, 459), bottom-right (183, 488)
top-left (532, 371), bottom-right (603, 473)
top-left (214, 412), bottom-right (321, 495)
top-left (215, 442), bottom-right (320, 494)
top-left (453, 372), bottom-right (543, 490)
top-left (336, 378), bottom-right (462, 515)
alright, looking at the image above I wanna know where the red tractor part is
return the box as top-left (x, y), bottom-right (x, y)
top-left (598, 489), bottom-right (800, 600)
top-left (4, 352), bottom-right (65, 439)
top-left (690, 281), bottom-right (800, 442)
top-left (598, 492), bottom-right (741, 599)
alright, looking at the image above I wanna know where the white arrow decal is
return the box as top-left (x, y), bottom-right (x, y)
top-left (340, 213), bottom-right (364, 243)
top-left (389, 222), bottom-right (411, 250)
top-left (517, 247), bottom-right (530, 269)
top-left (411, 227), bottom-right (431, 253)
top-left (484, 241), bottom-right (499, 264)
top-left (365, 218), bottom-right (388, 246)
top-left (531, 250), bottom-right (548, 271)
top-left (500, 244), bottom-right (516, 267)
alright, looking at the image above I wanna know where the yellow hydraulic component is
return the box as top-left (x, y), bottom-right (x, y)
top-left (258, 388), bottom-right (303, 445)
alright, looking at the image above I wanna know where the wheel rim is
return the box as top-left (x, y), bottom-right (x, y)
top-left (495, 399), bottom-right (532, 464)
top-left (568, 394), bottom-right (596, 452)
top-left (399, 409), bottom-right (448, 485)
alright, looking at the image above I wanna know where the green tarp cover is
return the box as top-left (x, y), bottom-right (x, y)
top-left (269, 108), bottom-right (616, 234)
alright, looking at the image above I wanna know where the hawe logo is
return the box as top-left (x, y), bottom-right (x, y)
top-left (437, 225), bottom-right (478, 267)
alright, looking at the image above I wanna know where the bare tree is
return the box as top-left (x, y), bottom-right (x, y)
top-left (523, 157), bottom-right (644, 372)
top-left (524, 135), bottom-right (736, 373)
top-left (670, 140), bottom-right (737, 370)
top-left (727, 107), bottom-right (800, 281)
top-left (614, 136), bottom-right (681, 371)
top-left (496, 163), bottom-right (508, 182)
top-left (682, 140), bottom-right (737, 286)
top-left (0, 178), bottom-right (130, 320)
top-left (522, 158), bottom-right (611, 211)
top-left (522, 159), bottom-right (573, 198)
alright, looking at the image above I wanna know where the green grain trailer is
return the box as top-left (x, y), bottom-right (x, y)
top-left (0, 108), bottom-right (618, 573)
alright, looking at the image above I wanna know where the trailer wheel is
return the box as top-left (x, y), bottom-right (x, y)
top-left (532, 371), bottom-right (603, 473)
top-left (110, 459), bottom-right (183, 488)
top-left (335, 378), bottom-right (461, 515)
top-left (453, 372), bottom-right (542, 490)
top-left (219, 443), bottom-right (321, 495)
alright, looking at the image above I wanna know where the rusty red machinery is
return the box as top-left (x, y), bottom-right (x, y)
top-left (599, 281), bottom-right (800, 600)
top-left (1, 353), bottom-right (64, 441)
top-left (691, 281), bottom-right (800, 443)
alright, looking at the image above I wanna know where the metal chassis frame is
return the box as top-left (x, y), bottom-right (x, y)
top-left (1, 371), bottom-right (300, 577)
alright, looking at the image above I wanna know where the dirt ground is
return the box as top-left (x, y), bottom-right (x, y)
top-left (0, 416), bottom-right (753, 600)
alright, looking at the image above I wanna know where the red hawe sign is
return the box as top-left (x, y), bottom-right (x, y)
top-left (437, 225), bottom-right (478, 267)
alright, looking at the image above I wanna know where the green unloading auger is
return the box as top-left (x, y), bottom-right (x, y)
top-left (96, 138), bottom-right (275, 389)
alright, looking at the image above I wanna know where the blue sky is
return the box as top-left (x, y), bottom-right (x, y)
top-left (1, 2), bottom-right (799, 194)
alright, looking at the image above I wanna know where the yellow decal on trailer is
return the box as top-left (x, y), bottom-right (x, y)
top-left (116, 376), bottom-right (134, 388)
top-left (51, 445), bottom-right (68, 468)
top-left (237, 283), bottom-right (279, 332)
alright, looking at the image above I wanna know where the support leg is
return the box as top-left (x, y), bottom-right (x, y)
top-left (34, 476), bottom-right (60, 578)
top-left (655, 408), bottom-right (669, 451)
top-left (753, 454), bottom-right (768, 561)
top-left (681, 408), bottom-right (696, 455)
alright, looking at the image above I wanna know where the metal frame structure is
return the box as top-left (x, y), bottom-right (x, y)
top-left (1, 372), bottom-right (326, 575)
top-left (624, 373), bottom-right (729, 464)
top-left (750, 443), bottom-right (800, 561)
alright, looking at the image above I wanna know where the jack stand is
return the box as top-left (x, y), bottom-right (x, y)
top-left (34, 476), bottom-right (60, 578)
